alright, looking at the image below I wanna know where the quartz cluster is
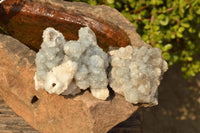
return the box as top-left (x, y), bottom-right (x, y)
top-left (109, 46), bottom-right (168, 105)
top-left (62, 27), bottom-right (109, 100)
top-left (34, 28), bottom-right (66, 92)
top-left (34, 27), bottom-right (168, 104)
top-left (34, 27), bottom-right (109, 100)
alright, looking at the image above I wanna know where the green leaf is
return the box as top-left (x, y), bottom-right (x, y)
top-left (106, 0), bottom-right (115, 4)
top-left (172, 55), bottom-right (179, 63)
top-left (187, 14), bottom-right (193, 20)
top-left (0, 26), bottom-right (8, 34)
top-left (88, 0), bottom-right (97, 5)
top-left (181, 23), bottom-right (190, 28)
top-left (198, 32), bottom-right (200, 38)
top-left (196, 8), bottom-right (200, 15)
top-left (162, 52), bottom-right (171, 60)
top-left (162, 44), bottom-right (173, 51)
top-left (142, 34), bottom-right (149, 41)
top-left (160, 16), bottom-right (169, 26)
top-left (122, 12), bottom-right (133, 21)
top-left (177, 32), bottom-right (183, 38)
top-left (187, 57), bottom-right (193, 61)
top-left (178, 27), bottom-right (185, 33)
top-left (189, 28), bottom-right (196, 33)
top-left (88, 0), bottom-right (97, 6)
top-left (171, 34), bottom-right (176, 39)
top-left (115, 1), bottom-right (122, 9)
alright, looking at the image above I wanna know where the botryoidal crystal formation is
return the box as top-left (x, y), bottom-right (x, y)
top-left (34, 27), bottom-right (168, 105)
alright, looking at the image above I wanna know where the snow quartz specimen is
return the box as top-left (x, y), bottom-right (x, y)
top-left (34, 27), bottom-right (168, 104)
top-left (34, 27), bottom-right (109, 100)
top-left (109, 46), bottom-right (168, 105)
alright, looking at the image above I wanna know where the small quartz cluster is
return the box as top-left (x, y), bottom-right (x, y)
top-left (34, 28), bottom-right (65, 91)
top-left (109, 46), bottom-right (168, 104)
top-left (62, 27), bottom-right (109, 100)
top-left (35, 27), bottom-right (109, 100)
top-left (34, 27), bottom-right (168, 105)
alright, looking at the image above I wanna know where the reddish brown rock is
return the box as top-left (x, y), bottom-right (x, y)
top-left (0, 0), bottom-right (150, 51)
top-left (0, 34), bottom-right (139, 133)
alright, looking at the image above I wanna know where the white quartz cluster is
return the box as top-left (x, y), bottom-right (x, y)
top-left (34, 26), bottom-right (168, 105)
top-left (109, 46), bottom-right (168, 105)
top-left (34, 28), bottom-right (65, 91)
top-left (34, 27), bottom-right (109, 100)
top-left (62, 27), bottom-right (109, 100)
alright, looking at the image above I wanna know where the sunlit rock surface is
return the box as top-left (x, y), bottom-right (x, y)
top-left (34, 27), bottom-right (109, 100)
top-left (0, 33), bottom-right (138, 133)
top-left (109, 46), bottom-right (168, 105)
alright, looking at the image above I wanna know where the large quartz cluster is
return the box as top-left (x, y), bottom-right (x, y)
top-left (34, 26), bottom-right (168, 105)
top-left (34, 27), bottom-right (109, 100)
top-left (109, 46), bottom-right (168, 105)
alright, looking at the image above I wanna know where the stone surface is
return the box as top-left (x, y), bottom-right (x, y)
top-left (0, 34), bottom-right (138, 133)
top-left (0, 0), bottom-right (150, 51)
top-left (0, 95), bottom-right (142, 133)
top-left (0, 96), bottom-right (38, 133)
top-left (47, 0), bottom-right (150, 47)
top-left (0, 0), bottom-right (131, 51)
top-left (0, 0), bottom-right (167, 132)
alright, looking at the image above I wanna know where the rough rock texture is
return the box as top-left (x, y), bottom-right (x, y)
top-left (109, 46), bottom-right (168, 105)
top-left (43, 0), bottom-right (150, 48)
top-left (0, 34), bottom-right (138, 133)
top-left (0, 0), bottom-right (168, 132)
top-left (0, 0), bottom-right (149, 50)
top-left (0, 96), bottom-right (38, 133)
top-left (0, 95), bottom-right (143, 133)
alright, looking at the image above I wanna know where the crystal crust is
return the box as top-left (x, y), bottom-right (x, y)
top-left (34, 27), bottom-right (168, 105)
top-left (109, 46), bottom-right (168, 104)
top-left (34, 27), bottom-right (109, 100)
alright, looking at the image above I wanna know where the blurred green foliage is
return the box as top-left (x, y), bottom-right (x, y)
top-left (69, 0), bottom-right (200, 78)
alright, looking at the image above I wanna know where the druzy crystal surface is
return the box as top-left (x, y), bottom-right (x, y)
top-left (109, 46), bottom-right (168, 105)
top-left (34, 27), bottom-right (168, 104)
top-left (34, 27), bottom-right (109, 100)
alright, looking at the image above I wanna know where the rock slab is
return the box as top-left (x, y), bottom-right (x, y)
top-left (0, 34), bottom-right (138, 133)
top-left (0, 96), bottom-right (38, 133)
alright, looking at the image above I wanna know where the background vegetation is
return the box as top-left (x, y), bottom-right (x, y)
top-left (67, 0), bottom-right (200, 78)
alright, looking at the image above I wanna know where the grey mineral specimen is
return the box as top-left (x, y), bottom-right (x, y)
top-left (63, 27), bottom-right (109, 100)
top-left (34, 27), bottom-right (65, 91)
top-left (34, 26), bottom-right (168, 105)
top-left (109, 46), bottom-right (168, 105)
top-left (34, 27), bottom-right (109, 100)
